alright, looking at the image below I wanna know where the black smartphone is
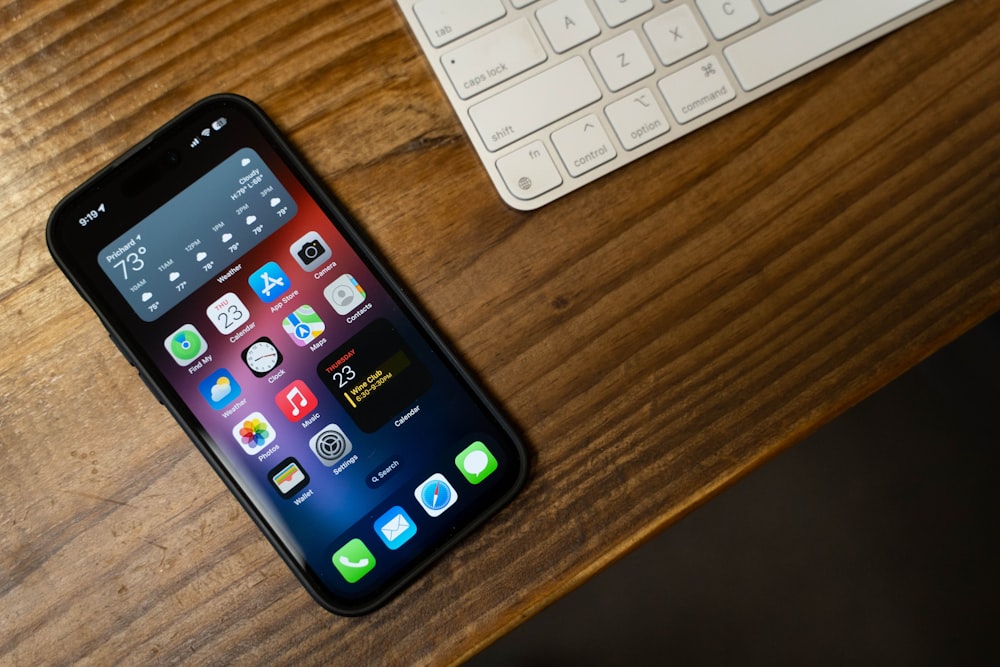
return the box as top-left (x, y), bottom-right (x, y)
top-left (47, 94), bottom-right (527, 615)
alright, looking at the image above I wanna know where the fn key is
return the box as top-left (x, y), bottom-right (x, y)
top-left (496, 141), bottom-right (563, 201)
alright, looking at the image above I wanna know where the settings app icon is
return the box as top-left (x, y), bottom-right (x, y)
top-left (308, 424), bottom-right (353, 466)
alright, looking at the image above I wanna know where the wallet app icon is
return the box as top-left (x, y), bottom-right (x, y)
top-left (374, 506), bottom-right (417, 550)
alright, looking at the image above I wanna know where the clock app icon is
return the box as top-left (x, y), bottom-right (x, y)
top-left (242, 337), bottom-right (283, 377)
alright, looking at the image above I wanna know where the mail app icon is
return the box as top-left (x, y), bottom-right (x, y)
top-left (374, 506), bottom-right (417, 550)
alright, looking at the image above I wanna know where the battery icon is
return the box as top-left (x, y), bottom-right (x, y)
top-left (211, 117), bottom-right (227, 131)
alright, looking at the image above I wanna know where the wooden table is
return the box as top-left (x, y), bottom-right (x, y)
top-left (2, 1), bottom-right (997, 664)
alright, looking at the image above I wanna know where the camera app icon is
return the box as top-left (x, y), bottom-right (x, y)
top-left (289, 230), bottom-right (332, 271)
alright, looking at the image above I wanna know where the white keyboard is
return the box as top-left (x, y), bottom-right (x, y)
top-left (396, 0), bottom-right (953, 210)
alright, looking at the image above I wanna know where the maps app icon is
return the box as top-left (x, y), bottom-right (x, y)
top-left (282, 304), bottom-right (325, 346)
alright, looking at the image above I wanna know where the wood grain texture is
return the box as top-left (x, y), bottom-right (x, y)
top-left (1, 0), bottom-right (998, 664)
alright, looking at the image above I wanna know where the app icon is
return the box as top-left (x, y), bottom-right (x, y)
top-left (324, 274), bottom-right (366, 315)
top-left (290, 231), bottom-right (332, 271)
top-left (232, 411), bottom-right (276, 455)
top-left (275, 379), bottom-right (318, 422)
top-left (164, 324), bottom-right (207, 366)
top-left (455, 441), bottom-right (498, 485)
top-left (206, 292), bottom-right (250, 334)
top-left (415, 473), bottom-right (458, 517)
top-left (198, 368), bottom-right (241, 410)
top-left (268, 457), bottom-right (309, 498)
top-left (241, 337), bottom-right (282, 377)
top-left (248, 261), bottom-right (291, 303)
top-left (309, 424), bottom-right (353, 466)
top-left (375, 506), bottom-right (417, 550)
top-left (281, 304), bottom-right (325, 346)
top-left (332, 538), bottom-right (376, 583)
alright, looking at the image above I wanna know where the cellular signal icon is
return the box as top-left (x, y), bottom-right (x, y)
top-left (190, 137), bottom-right (201, 148)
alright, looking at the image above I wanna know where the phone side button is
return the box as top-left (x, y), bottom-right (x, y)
top-left (108, 333), bottom-right (135, 367)
top-left (137, 371), bottom-right (165, 406)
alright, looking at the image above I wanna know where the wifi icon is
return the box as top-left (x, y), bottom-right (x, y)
top-left (201, 128), bottom-right (211, 137)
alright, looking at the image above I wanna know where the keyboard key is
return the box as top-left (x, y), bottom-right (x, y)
top-left (413, 0), bottom-right (505, 47)
top-left (658, 55), bottom-right (736, 123)
top-left (536, 0), bottom-right (601, 53)
top-left (695, 0), bottom-right (760, 40)
top-left (591, 30), bottom-right (655, 92)
top-left (760, 0), bottom-right (803, 14)
top-left (724, 0), bottom-right (931, 91)
top-left (441, 19), bottom-right (547, 100)
top-left (552, 115), bottom-right (617, 177)
top-left (469, 56), bottom-right (602, 152)
top-left (593, 0), bottom-right (654, 28)
top-left (496, 141), bottom-right (563, 200)
top-left (644, 5), bottom-right (709, 66)
top-left (605, 88), bottom-right (670, 150)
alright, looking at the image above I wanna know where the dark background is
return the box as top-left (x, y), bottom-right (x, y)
top-left (472, 312), bottom-right (999, 666)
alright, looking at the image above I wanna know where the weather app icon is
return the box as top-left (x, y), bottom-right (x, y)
top-left (198, 368), bottom-right (241, 410)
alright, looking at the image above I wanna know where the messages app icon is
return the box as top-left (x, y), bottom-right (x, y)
top-left (456, 441), bottom-right (498, 485)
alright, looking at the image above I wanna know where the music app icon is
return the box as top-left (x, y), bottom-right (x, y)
top-left (274, 379), bottom-right (319, 422)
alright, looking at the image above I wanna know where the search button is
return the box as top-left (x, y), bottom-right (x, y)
top-left (366, 457), bottom-right (403, 490)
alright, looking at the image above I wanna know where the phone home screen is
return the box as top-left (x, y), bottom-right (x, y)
top-left (48, 96), bottom-right (526, 614)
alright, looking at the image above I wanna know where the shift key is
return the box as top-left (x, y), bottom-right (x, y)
top-left (469, 57), bottom-right (602, 152)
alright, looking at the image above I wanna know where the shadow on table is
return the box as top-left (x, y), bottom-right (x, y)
top-left (471, 313), bottom-right (1000, 667)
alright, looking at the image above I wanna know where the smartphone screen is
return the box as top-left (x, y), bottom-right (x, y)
top-left (47, 95), bottom-right (527, 615)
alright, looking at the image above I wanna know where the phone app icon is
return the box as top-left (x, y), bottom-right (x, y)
top-left (415, 473), bottom-right (458, 517)
top-left (275, 379), bottom-right (318, 422)
top-left (248, 261), bottom-right (291, 303)
top-left (268, 457), bottom-right (309, 498)
top-left (198, 368), bottom-right (241, 410)
top-left (375, 506), bottom-right (417, 550)
top-left (232, 411), bottom-right (276, 455)
top-left (324, 274), bottom-right (366, 315)
top-left (206, 292), bottom-right (250, 334)
top-left (309, 424), bottom-right (353, 466)
top-left (164, 324), bottom-right (207, 366)
top-left (332, 538), bottom-right (376, 583)
top-left (281, 304), bottom-right (325, 346)
top-left (455, 441), bottom-right (498, 485)
top-left (290, 231), bottom-right (332, 271)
